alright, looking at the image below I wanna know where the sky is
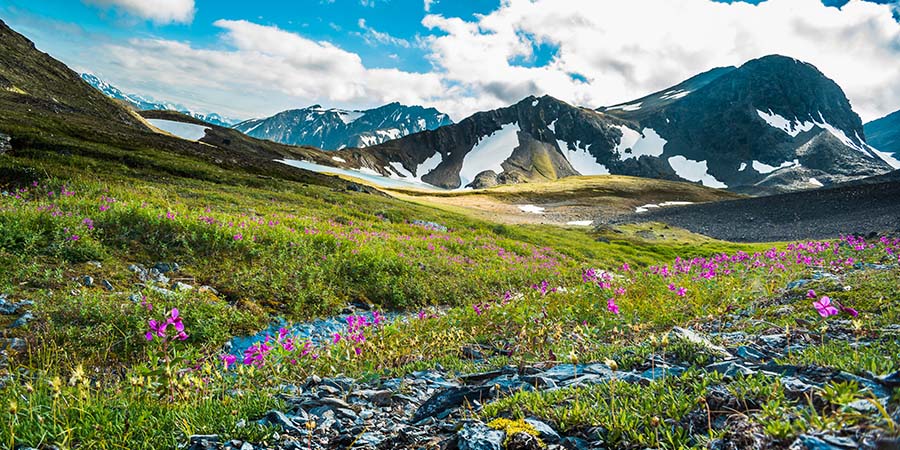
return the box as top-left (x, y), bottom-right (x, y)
top-left (1, 0), bottom-right (899, 122)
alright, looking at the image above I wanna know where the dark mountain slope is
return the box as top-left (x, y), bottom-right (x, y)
top-left (865, 109), bottom-right (900, 159)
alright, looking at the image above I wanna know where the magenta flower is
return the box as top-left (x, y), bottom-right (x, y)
top-left (676, 287), bottom-right (687, 297)
top-left (242, 342), bottom-right (271, 366)
top-left (806, 289), bottom-right (817, 299)
top-left (607, 298), bottom-right (619, 315)
top-left (417, 310), bottom-right (426, 320)
top-left (233, 233), bottom-right (243, 241)
top-left (813, 296), bottom-right (839, 318)
top-left (834, 300), bottom-right (859, 318)
top-left (220, 354), bottom-right (237, 368)
top-left (333, 333), bottom-right (342, 344)
top-left (146, 319), bottom-right (165, 341)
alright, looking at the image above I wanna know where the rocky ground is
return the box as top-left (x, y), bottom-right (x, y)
top-left (607, 178), bottom-right (900, 242)
top-left (3, 253), bottom-right (898, 450)
top-left (179, 325), bottom-right (899, 450)
top-left (172, 270), bottom-right (899, 450)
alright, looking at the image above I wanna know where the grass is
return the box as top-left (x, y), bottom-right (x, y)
top-left (2, 139), bottom-right (898, 448)
top-left (0, 130), bottom-right (780, 448)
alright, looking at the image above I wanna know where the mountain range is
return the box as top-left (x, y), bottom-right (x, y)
top-left (308, 55), bottom-right (897, 194)
top-left (3, 17), bottom-right (898, 196)
top-left (81, 73), bottom-right (239, 127)
top-left (233, 103), bottom-right (453, 150)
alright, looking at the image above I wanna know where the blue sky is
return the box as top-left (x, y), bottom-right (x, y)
top-left (1, 0), bottom-right (899, 121)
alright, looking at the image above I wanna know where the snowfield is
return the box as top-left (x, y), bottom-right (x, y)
top-left (277, 159), bottom-right (443, 191)
top-left (752, 159), bottom-right (797, 174)
top-left (458, 122), bottom-right (521, 187)
top-left (558, 140), bottom-right (610, 175)
top-left (147, 119), bottom-right (209, 141)
top-left (616, 127), bottom-right (667, 161)
top-left (517, 205), bottom-right (546, 214)
top-left (668, 156), bottom-right (728, 189)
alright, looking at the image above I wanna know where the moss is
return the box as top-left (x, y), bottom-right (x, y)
top-left (487, 418), bottom-right (544, 447)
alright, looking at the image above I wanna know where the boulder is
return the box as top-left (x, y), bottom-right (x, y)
top-left (411, 385), bottom-right (495, 423)
top-left (457, 421), bottom-right (504, 450)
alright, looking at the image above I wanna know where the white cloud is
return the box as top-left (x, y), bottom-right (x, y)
top-left (76, 0), bottom-right (900, 122)
top-left (422, 0), bottom-right (900, 121)
top-left (424, 0), bottom-right (437, 12)
top-left (83, 0), bottom-right (195, 24)
top-left (96, 20), bottom-right (444, 118)
top-left (356, 18), bottom-right (411, 48)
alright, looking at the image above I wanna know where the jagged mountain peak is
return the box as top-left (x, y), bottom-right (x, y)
top-left (233, 102), bottom-right (453, 150)
top-left (80, 73), bottom-right (238, 127)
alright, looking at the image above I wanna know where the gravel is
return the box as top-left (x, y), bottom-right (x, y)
top-left (607, 178), bottom-right (900, 242)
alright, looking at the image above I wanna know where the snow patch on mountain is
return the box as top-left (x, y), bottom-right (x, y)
top-left (668, 156), bottom-right (727, 188)
top-left (616, 127), bottom-right (667, 161)
top-left (660, 90), bottom-right (691, 100)
top-left (278, 159), bottom-right (442, 191)
top-left (752, 160), bottom-right (797, 174)
top-left (459, 122), bottom-right (521, 187)
top-left (757, 109), bottom-right (877, 159)
top-left (608, 102), bottom-right (642, 112)
top-left (635, 201), bottom-right (695, 213)
top-left (147, 119), bottom-right (208, 141)
top-left (557, 140), bottom-right (610, 175)
top-left (870, 147), bottom-right (900, 169)
top-left (337, 111), bottom-right (364, 124)
top-left (517, 205), bottom-right (545, 214)
top-left (756, 109), bottom-right (816, 137)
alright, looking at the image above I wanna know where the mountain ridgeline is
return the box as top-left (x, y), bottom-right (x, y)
top-left (313, 55), bottom-right (896, 194)
top-left (233, 103), bottom-right (453, 150)
top-left (81, 73), bottom-right (238, 127)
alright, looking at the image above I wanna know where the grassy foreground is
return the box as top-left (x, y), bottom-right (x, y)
top-left (0, 137), bottom-right (783, 448)
top-left (1, 142), bottom-right (897, 448)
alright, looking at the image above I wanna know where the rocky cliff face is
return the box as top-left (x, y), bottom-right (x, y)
top-left (81, 73), bottom-right (238, 127)
top-left (233, 103), bottom-right (452, 150)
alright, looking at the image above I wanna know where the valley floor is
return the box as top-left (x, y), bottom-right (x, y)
top-left (610, 177), bottom-right (900, 242)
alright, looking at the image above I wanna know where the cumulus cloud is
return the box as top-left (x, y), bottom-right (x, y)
top-left (81, 0), bottom-right (900, 122)
top-left (83, 0), bottom-right (195, 24)
top-left (422, 0), bottom-right (900, 121)
top-left (98, 20), bottom-right (444, 118)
